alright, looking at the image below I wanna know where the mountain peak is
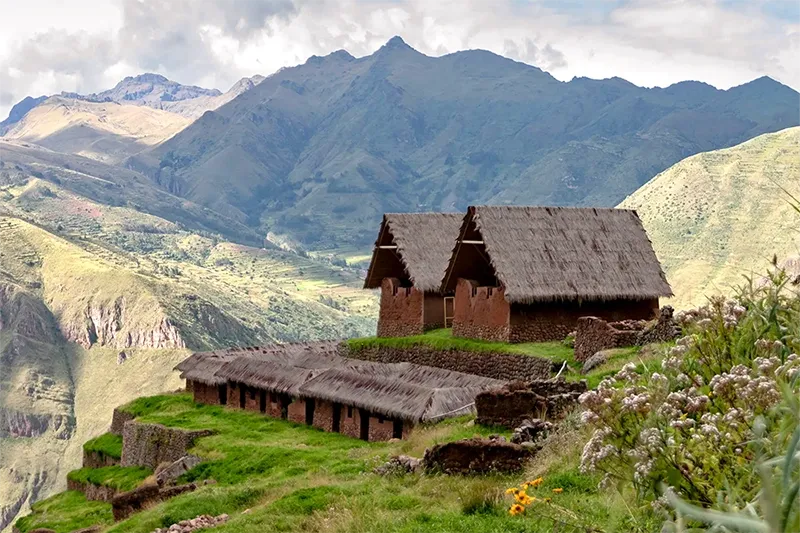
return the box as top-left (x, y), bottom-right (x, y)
top-left (124, 73), bottom-right (170, 84)
top-left (384, 36), bottom-right (410, 49)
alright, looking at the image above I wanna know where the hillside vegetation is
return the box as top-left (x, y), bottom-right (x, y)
top-left (620, 126), bottom-right (800, 308)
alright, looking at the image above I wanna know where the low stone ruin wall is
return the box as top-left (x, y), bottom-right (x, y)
top-left (83, 449), bottom-right (120, 469)
top-left (66, 479), bottom-right (120, 503)
top-left (476, 379), bottom-right (588, 428)
top-left (111, 408), bottom-right (135, 435)
top-left (112, 482), bottom-right (198, 521)
top-left (339, 344), bottom-right (551, 382)
top-left (121, 421), bottom-right (212, 470)
top-left (423, 437), bottom-right (533, 474)
top-left (574, 306), bottom-right (680, 362)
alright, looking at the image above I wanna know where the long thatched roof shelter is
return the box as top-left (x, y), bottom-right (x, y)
top-left (364, 212), bottom-right (463, 292)
top-left (443, 206), bottom-right (673, 303)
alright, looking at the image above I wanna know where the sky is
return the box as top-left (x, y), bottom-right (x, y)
top-left (0, 0), bottom-right (798, 120)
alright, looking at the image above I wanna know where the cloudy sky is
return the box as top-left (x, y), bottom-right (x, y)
top-left (0, 0), bottom-right (798, 119)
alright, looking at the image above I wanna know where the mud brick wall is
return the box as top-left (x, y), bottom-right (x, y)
top-left (423, 292), bottom-right (448, 330)
top-left (574, 316), bottom-right (640, 362)
top-left (121, 421), bottom-right (212, 469)
top-left (287, 398), bottom-right (306, 424)
top-left (423, 438), bottom-right (532, 474)
top-left (312, 400), bottom-right (335, 432)
top-left (267, 393), bottom-right (283, 419)
top-left (340, 344), bottom-right (551, 382)
top-left (368, 415), bottom-right (396, 441)
top-left (377, 278), bottom-right (425, 337)
top-left (191, 381), bottom-right (222, 405)
top-left (637, 306), bottom-right (680, 346)
top-left (111, 408), bottom-right (135, 436)
top-left (476, 380), bottom-right (588, 428)
top-left (340, 405), bottom-right (361, 439)
top-left (452, 279), bottom-right (511, 342)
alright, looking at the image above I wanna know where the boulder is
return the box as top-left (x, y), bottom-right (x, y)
top-left (422, 437), bottom-right (533, 475)
top-left (581, 351), bottom-right (609, 374)
top-left (374, 455), bottom-right (422, 475)
top-left (155, 455), bottom-right (202, 486)
top-left (511, 419), bottom-right (554, 445)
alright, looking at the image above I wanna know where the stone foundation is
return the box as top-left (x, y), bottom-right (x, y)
top-left (475, 379), bottom-right (588, 428)
top-left (121, 421), bottom-right (212, 470)
top-left (339, 344), bottom-right (550, 382)
top-left (83, 450), bottom-right (120, 469)
top-left (110, 408), bottom-right (135, 436)
top-left (66, 479), bottom-right (120, 502)
top-left (423, 437), bottom-right (533, 474)
top-left (377, 279), bottom-right (425, 337)
top-left (111, 482), bottom-right (197, 521)
top-left (574, 306), bottom-right (680, 362)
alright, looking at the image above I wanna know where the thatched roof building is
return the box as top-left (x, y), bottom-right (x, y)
top-left (364, 213), bottom-right (463, 292)
top-left (443, 206), bottom-right (672, 302)
top-left (443, 206), bottom-right (672, 343)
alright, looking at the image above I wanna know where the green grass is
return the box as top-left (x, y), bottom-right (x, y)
top-left (83, 432), bottom-right (124, 460)
top-left (347, 328), bottom-right (573, 361)
top-left (67, 465), bottom-right (153, 492)
top-left (13, 491), bottom-right (113, 533)
top-left (15, 392), bottom-right (661, 533)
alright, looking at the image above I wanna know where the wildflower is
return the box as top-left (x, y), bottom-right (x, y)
top-left (516, 492), bottom-right (533, 505)
top-left (552, 488), bottom-right (563, 494)
top-left (509, 504), bottom-right (525, 516)
top-left (543, 497), bottom-right (552, 503)
top-left (505, 487), bottom-right (520, 495)
top-left (529, 477), bottom-right (544, 488)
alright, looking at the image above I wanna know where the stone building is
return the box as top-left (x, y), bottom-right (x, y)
top-left (177, 345), bottom-right (504, 442)
top-left (442, 206), bottom-right (673, 343)
top-left (363, 213), bottom-right (463, 337)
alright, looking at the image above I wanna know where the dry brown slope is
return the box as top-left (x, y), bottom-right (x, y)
top-left (619, 126), bottom-right (800, 308)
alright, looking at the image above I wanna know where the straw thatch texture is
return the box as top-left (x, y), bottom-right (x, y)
top-left (180, 357), bottom-right (233, 386)
top-left (215, 358), bottom-right (315, 395)
top-left (364, 213), bottom-right (463, 291)
top-left (452, 206), bottom-right (672, 303)
top-left (297, 368), bottom-right (483, 422)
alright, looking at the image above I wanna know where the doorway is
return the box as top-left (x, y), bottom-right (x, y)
top-left (332, 403), bottom-right (342, 433)
top-left (218, 384), bottom-right (227, 406)
top-left (280, 395), bottom-right (290, 419)
top-left (259, 391), bottom-right (267, 413)
top-left (392, 419), bottom-right (404, 439)
top-left (305, 399), bottom-right (315, 425)
top-left (359, 410), bottom-right (370, 441)
top-left (239, 385), bottom-right (246, 409)
top-left (444, 296), bottom-right (455, 328)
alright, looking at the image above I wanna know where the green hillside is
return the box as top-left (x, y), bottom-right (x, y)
top-left (619, 126), bottom-right (800, 308)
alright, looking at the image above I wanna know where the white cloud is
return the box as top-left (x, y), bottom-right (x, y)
top-left (0, 0), bottom-right (797, 120)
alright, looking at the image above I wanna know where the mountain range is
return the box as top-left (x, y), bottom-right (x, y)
top-left (1, 36), bottom-right (799, 530)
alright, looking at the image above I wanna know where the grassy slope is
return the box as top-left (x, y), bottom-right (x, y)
top-left (83, 433), bottom-right (123, 460)
top-left (17, 392), bottom-right (663, 533)
top-left (347, 328), bottom-right (573, 361)
top-left (67, 466), bottom-right (152, 492)
top-left (619, 126), bottom-right (800, 308)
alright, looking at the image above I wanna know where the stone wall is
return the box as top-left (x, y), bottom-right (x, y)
top-left (377, 278), bottom-right (424, 337)
top-left (452, 279), bottom-right (510, 342)
top-left (287, 398), bottom-right (306, 424)
top-left (83, 450), bottom-right (120, 469)
top-left (574, 306), bottom-right (679, 362)
top-left (111, 408), bottom-right (135, 436)
top-left (340, 405), bottom-right (361, 439)
top-left (66, 479), bottom-right (120, 502)
top-left (121, 421), bottom-right (212, 470)
top-left (112, 482), bottom-right (197, 521)
top-left (423, 437), bottom-right (533, 474)
top-left (312, 400), bottom-right (335, 433)
top-left (475, 379), bottom-right (588, 428)
top-left (340, 343), bottom-right (551, 382)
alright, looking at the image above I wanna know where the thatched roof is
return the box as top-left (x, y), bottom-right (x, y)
top-left (215, 357), bottom-right (316, 395)
top-left (297, 369), bottom-right (485, 422)
top-left (181, 357), bottom-right (233, 386)
top-left (443, 206), bottom-right (673, 303)
top-left (364, 212), bottom-right (463, 292)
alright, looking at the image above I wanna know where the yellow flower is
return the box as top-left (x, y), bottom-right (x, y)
top-left (509, 504), bottom-right (525, 516)
top-left (505, 487), bottom-right (520, 495)
top-left (544, 497), bottom-right (552, 503)
top-left (515, 492), bottom-right (534, 506)
top-left (552, 488), bottom-right (563, 494)
top-left (529, 477), bottom-right (544, 488)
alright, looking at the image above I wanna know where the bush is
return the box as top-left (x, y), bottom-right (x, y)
top-left (578, 270), bottom-right (799, 519)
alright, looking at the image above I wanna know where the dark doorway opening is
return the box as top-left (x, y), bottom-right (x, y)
top-left (359, 410), bottom-right (370, 441)
top-left (392, 419), bottom-right (404, 439)
top-left (305, 399), bottom-right (315, 425)
top-left (239, 385), bottom-right (246, 409)
top-left (332, 403), bottom-right (342, 433)
top-left (259, 391), bottom-right (267, 413)
top-left (280, 395), bottom-right (290, 419)
top-left (218, 384), bottom-right (227, 406)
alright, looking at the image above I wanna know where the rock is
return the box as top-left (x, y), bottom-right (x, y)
top-left (511, 419), bottom-right (554, 445)
top-left (581, 351), bottom-right (609, 374)
top-left (423, 438), bottom-right (534, 475)
top-left (117, 351), bottom-right (128, 364)
top-left (151, 513), bottom-right (229, 533)
top-left (475, 379), bottom-right (587, 428)
top-left (155, 455), bottom-right (202, 486)
top-left (374, 455), bottom-right (422, 475)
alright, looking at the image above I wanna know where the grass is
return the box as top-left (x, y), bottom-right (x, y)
top-left (347, 328), bottom-right (574, 362)
top-left (83, 432), bottom-right (124, 460)
top-left (18, 392), bottom-right (663, 533)
top-left (13, 491), bottom-right (114, 533)
top-left (67, 465), bottom-right (152, 492)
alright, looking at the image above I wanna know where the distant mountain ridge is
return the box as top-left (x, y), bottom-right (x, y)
top-left (125, 36), bottom-right (800, 248)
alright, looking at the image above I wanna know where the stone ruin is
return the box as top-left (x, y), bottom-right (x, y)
top-left (422, 436), bottom-right (532, 475)
top-left (574, 306), bottom-right (680, 363)
top-left (475, 378), bottom-right (588, 429)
